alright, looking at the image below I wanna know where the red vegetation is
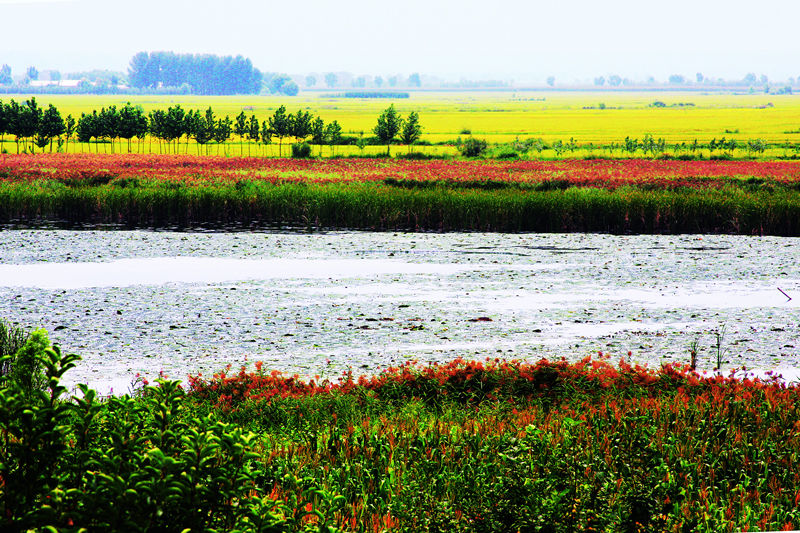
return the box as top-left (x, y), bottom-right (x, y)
top-left (3, 153), bottom-right (800, 190)
top-left (186, 356), bottom-right (799, 410)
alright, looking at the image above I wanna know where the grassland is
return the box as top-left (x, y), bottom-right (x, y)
top-left (3, 91), bottom-right (800, 153)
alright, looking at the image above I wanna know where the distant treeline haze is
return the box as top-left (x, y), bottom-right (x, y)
top-left (127, 52), bottom-right (262, 95)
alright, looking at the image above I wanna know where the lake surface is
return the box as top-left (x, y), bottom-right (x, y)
top-left (1, 230), bottom-right (798, 394)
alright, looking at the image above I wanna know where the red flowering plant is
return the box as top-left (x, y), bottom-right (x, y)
top-left (2, 153), bottom-right (800, 190)
top-left (186, 356), bottom-right (797, 413)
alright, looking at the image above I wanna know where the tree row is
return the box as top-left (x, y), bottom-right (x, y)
top-left (0, 99), bottom-right (423, 157)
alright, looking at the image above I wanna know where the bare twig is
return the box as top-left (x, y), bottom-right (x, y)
top-left (777, 287), bottom-right (792, 302)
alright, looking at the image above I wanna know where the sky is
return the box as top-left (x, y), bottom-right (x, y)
top-left (2, 0), bottom-right (800, 83)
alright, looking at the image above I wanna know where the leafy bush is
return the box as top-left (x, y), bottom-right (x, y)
top-left (0, 331), bottom-right (305, 531)
top-left (458, 137), bottom-right (488, 157)
top-left (490, 145), bottom-right (520, 160)
top-left (290, 142), bottom-right (312, 158)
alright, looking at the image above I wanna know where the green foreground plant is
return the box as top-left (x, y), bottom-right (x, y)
top-left (3, 331), bottom-right (800, 531)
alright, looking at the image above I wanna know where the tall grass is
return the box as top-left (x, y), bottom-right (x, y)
top-left (1, 179), bottom-right (800, 234)
top-left (0, 319), bottom-right (27, 379)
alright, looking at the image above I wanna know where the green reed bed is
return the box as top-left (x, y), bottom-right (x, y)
top-left (1, 179), bottom-right (800, 235)
top-left (3, 329), bottom-right (800, 532)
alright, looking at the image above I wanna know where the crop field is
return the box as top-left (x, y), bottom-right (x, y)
top-left (3, 91), bottom-right (800, 154)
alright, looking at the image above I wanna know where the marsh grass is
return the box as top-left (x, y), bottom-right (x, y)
top-left (0, 319), bottom-right (27, 379)
top-left (2, 179), bottom-right (800, 235)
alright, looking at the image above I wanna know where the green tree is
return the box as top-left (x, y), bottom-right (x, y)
top-left (0, 100), bottom-right (8, 147)
top-left (324, 120), bottom-right (342, 156)
top-left (5, 100), bottom-right (20, 152)
top-left (408, 72), bottom-right (421, 87)
top-left (400, 111), bottom-right (422, 151)
top-left (12, 98), bottom-right (42, 153)
top-left (289, 109), bottom-right (313, 143)
top-left (310, 116), bottom-right (325, 155)
top-left (63, 114), bottom-right (75, 152)
top-left (234, 111), bottom-right (248, 155)
top-left (163, 105), bottom-right (187, 153)
top-left (194, 107), bottom-right (218, 154)
top-left (35, 104), bottom-right (65, 152)
top-left (305, 75), bottom-right (316, 88)
top-left (184, 110), bottom-right (209, 154)
top-left (213, 116), bottom-right (232, 154)
top-left (76, 111), bottom-right (102, 152)
top-left (259, 120), bottom-right (273, 150)
top-left (148, 109), bottom-right (167, 153)
top-left (247, 115), bottom-right (260, 156)
top-left (118, 103), bottom-right (147, 153)
top-left (98, 106), bottom-right (121, 153)
top-left (374, 104), bottom-right (403, 156)
top-left (267, 105), bottom-right (291, 157)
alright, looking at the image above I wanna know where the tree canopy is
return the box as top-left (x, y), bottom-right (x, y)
top-left (128, 51), bottom-right (262, 95)
top-left (374, 104), bottom-right (403, 155)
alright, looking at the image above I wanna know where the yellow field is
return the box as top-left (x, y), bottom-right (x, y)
top-left (2, 91), bottom-right (800, 155)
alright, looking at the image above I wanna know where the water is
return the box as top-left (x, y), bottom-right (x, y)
top-left (1, 229), bottom-right (798, 394)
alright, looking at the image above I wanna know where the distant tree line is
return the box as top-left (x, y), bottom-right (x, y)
top-left (321, 92), bottom-right (410, 99)
top-left (128, 52), bottom-right (263, 95)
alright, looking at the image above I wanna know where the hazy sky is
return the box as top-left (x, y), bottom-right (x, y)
top-left (2, 0), bottom-right (800, 82)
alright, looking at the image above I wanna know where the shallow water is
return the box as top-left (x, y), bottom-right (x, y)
top-left (1, 230), bottom-right (798, 394)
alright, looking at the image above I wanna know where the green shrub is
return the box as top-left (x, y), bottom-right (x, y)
top-left (491, 145), bottom-right (520, 160)
top-left (0, 331), bottom-right (299, 532)
top-left (290, 142), bottom-right (312, 158)
top-left (458, 137), bottom-right (488, 157)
